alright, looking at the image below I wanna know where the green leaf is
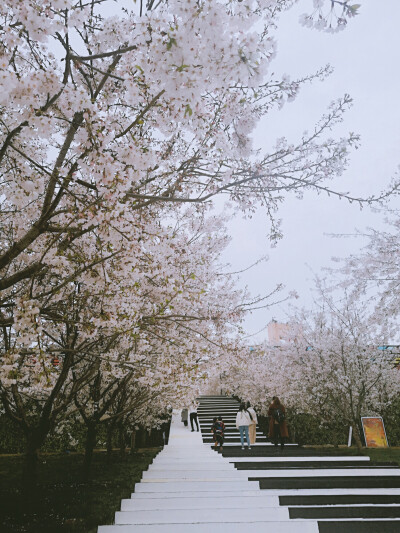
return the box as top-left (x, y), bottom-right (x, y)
top-left (166, 37), bottom-right (177, 51)
top-left (176, 64), bottom-right (189, 72)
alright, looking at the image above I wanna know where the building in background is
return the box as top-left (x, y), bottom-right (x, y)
top-left (267, 320), bottom-right (290, 346)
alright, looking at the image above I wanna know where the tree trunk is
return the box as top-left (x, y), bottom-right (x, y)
top-left (22, 426), bottom-right (49, 495)
top-left (290, 424), bottom-right (296, 444)
top-left (83, 423), bottom-right (97, 479)
top-left (118, 424), bottom-right (126, 457)
top-left (23, 439), bottom-right (40, 493)
top-left (130, 429), bottom-right (136, 455)
top-left (106, 421), bottom-right (116, 462)
top-left (352, 423), bottom-right (363, 450)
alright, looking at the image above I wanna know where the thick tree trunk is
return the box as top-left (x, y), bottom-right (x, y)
top-left (83, 423), bottom-right (97, 479)
top-left (22, 426), bottom-right (49, 494)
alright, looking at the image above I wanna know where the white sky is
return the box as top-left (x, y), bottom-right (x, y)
top-left (222, 0), bottom-right (400, 342)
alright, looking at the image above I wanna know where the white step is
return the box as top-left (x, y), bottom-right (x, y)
top-left (135, 481), bottom-right (259, 492)
top-left (131, 490), bottom-right (270, 498)
top-left (98, 522), bottom-right (319, 533)
top-left (152, 458), bottom-right (225, 464)
top-left (142, 470), bottom-right (249, 480)
top-left (121, 495), bottom-right (279, 510)
top-left (115, 507), bottom-right (289, 524)
top-left (148, 464), bottom-right (236, 470)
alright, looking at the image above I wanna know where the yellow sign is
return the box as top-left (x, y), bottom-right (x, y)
top-left (361, 417), bottom-right (388, 448)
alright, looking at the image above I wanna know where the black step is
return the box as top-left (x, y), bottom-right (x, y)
top-left (235, 461), bottom-right (397, 470)
top-left (256, 476), bottom-right (400, 490)
top-left (318, 522), bottom-right (400, 533)
top-left (291, 506), bottom-right (400, 519)
top-left (281, 495), bottom-right (400, 506)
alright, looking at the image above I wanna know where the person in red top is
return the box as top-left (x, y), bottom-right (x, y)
top-left (268, 396), bottom-right (289, 448)
top-left (211, 416), bottom-right (225, 450)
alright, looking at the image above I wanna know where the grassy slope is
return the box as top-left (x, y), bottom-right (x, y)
top-left (0, 449), bottom-right (159, 533)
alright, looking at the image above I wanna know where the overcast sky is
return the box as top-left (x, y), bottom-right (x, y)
top-left (222, 0), bottom-right (400, 342)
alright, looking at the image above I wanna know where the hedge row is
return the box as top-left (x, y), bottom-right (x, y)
top-left (0, 417), bottom-right (170, 454)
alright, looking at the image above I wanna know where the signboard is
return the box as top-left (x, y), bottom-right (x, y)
top-left (361, 417), bottom-right (389, 448)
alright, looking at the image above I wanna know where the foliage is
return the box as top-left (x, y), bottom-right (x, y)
top-left (285, 409), bottom-right (348, 446)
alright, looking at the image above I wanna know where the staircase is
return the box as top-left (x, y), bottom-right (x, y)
top-left (97, 395), bottom-right (400, 532)
top-left (197, 395), bottom-right (269, 445)
top-left (201, 395), bottom-right (400, 532)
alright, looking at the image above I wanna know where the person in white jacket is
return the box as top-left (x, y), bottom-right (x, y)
top-left (246, 402), bottom-right (258, 445)
top-left (235, 403), bottom-right (252, 450)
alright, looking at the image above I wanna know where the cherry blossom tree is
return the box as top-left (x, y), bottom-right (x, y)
top-left (221, 285), bottom-right (400, 448)
top-left (1, 206), bottom-right (248, 484)
top-left (0, 0), bottom-right (373, 480)
top-left (219, 343), bottom-right (292, 415)
top-left (274, 291), bottom-right (399, 448)
top-left (337, 212), bottom-right (400, 321)
top-left (300, 0), bottom-right (361, 32)
top-left (0, 0), bottom-right (364, 301)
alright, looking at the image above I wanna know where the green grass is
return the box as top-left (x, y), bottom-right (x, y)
top-left (303, 445), bottom-right (400, 466)
top-left (0, 448), bottom-right (160, 533)
top-left (357, 447), bottom-right (400, 466)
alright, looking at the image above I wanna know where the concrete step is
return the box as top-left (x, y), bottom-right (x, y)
top-left (135, 481), bottom-right (259, 492)
top-left (142, 470), bottom-right (249, 480)
top-left (230, 457), bottom-right (370, 463)
top-left (317, 522), bottom-right (400, 533)
top-left (98, 522), bottom-right (319, 533)
top-left (257, 476), bottom-right (400, 490)
top-left (250, 488), bottom-right (400, 496)
top-left (131, 489), bottom-right (271, 498)
top-left (235, 461), bottom-right (394, 470)
top-left (245, 468), bottom-right (400, 478)
top-left (280, 494), bottom-right (400, 506)
top-left (114, 507), bottom-right (290, 524)
top-left (156, 456), bottom-right (227, 460)
top-left (121, 495), bottom-right (279, 510)
top-left (148, 464), bottom-right (236, 470)
top-left (290, 506), bottom-right (400, 519)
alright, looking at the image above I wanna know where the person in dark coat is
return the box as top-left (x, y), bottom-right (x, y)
top-left (211, 416), bottom-right (225, 450)
top-left (181, 408), bottom-right (188, 427)
top-left (268, 396), bottom-right (289, 447)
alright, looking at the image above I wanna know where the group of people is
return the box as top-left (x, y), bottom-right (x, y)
top-left (211, 396), bottom-right (289, 451)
